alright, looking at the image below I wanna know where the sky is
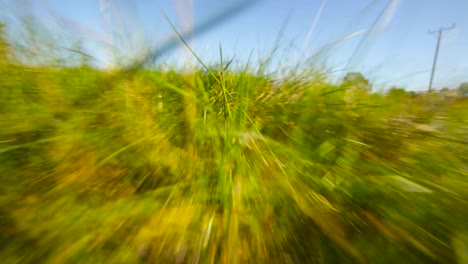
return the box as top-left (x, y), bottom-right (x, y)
top-left (0, 0), bottom-right (467, 91)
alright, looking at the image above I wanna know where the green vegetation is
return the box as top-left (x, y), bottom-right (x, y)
top-left (0, 22), bottom-right (467, 263)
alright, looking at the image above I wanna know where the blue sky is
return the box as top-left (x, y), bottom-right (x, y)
top-left (1, 0), bottom-right (467, 91)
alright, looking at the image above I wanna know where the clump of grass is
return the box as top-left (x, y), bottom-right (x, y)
top-left (0, 20), bottom-right (467, 264)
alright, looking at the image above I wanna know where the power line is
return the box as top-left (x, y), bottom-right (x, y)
top-left (427, 24), bottom-right (455, 92)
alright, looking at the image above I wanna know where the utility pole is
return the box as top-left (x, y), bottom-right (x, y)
top-left (428, 24), bottom-right (455, 92)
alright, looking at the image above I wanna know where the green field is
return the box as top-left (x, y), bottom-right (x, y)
top-left (0, 22), bottom-right (468, 263)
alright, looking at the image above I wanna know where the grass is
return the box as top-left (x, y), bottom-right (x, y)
top-left (0, 22), bottom-right (468, 263)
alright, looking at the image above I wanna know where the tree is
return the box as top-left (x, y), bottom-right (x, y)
top-left (387, 87), bottom-right (407, 98)
top-left (458, 82), bottom-right (468, 97)
top-left (342, 72), bottom-right (372, 92)
top-left (0, 23), bottom-right (9, 61)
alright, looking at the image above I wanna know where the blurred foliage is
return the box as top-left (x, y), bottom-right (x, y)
top-left (0, 22), bottom-right (467, 263)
